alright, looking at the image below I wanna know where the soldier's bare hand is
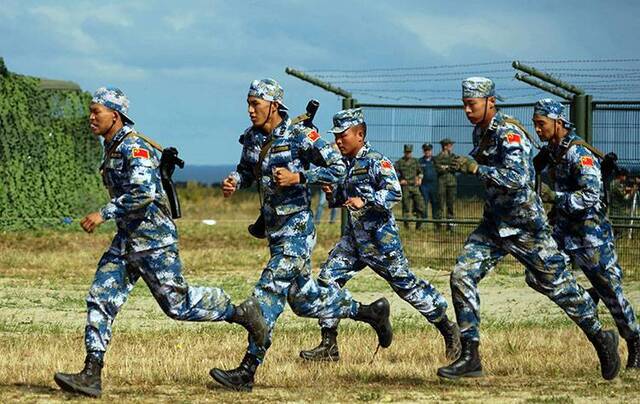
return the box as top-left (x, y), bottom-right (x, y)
top-left (80, 211), bottom-right (104, 233)
top-left (344, 197), bottom-right (365, 210)
top-left (399, 179), bottom-right (408, 185)
top-left (414, 178), bottom-right (421, 186)
top-left (222, 177), bottom-right (237, 198)
top-left (273, 167), bottom-right (300, 187)
top-left (321, 185), bottom-right (333, 194)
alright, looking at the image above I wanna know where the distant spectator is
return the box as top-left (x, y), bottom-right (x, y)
top-left (418, 143), bottom-right (438, 221)
top-left (434, 138), bottom-right (458, 230)
top-left (395, 144), bottom-right (425, 229)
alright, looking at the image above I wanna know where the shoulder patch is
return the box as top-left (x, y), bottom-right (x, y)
top-left (580, 156), bottom-right (594, 167)
top-left (307, 130), bottom-right (320, 142)
top-left (506, 133), bottom-right (521, 144)
top-left (132, 147), bottom-right (150, 159)
top-left (380, 159), bottom-right (393, 174)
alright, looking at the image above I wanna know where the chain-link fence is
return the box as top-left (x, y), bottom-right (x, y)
top-left (357, 101), bottom-right (640, 279)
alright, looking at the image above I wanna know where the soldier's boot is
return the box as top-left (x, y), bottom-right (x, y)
top-left (352, 298), bottom-right (393, 348)
top-left (626, 334), bottom-right (640, 369)
top-left (210, 353), bottom-right (259, 392)
top-left (299, 327), bottom-right (340, 361)
top-left (588, 329), bottom-right (621, 380)
top-left (586, 287), bottom-right (600, 307)
top-left (53, 355), bottom-right (102, 398)
top-left (436, 338), bottom-right (483, 379)
top-left (434, 318), bottom-right (462, 361)
top-left (228, 297), bottom-right (268, 348)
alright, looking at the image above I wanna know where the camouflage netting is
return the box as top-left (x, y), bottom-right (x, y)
top-left (0, 57), bottom-right (106, 230)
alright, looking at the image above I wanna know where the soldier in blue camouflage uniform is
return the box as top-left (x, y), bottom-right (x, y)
top-left (533, 98), bottom-right (639, 369)
top-left (53, 87), bottom-right (268, 398)
top-left (436, 77), bottom-right (620, 380)
top-left (212, 79), bottom-right (392, 392)
top-left (299, 108), bottom-right (461, 362)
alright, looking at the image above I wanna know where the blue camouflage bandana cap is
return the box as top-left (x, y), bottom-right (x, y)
top-left (329, 107), bottom-right (365, 134)
top-left (534, 98), bottom-right (573, 128)
top-left (462, 77), bottom-right (503, 100)
top-left (91, 86), bottom-right (134, 124)
top-left (248, 78), bottom-right (288, 110)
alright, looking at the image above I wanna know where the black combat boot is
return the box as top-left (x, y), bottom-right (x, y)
top-left (588, 329), bottom-right (621, 380)
top-left (626, 334), bottom-right (640, 369)
top-left (210, 353), bottom-right (259, 392)
top-left (54, 355), bottom-right (103, 398)
top-left (436, 338), bottom-right (483, 379)
top-left (434, 318), bottom-right (462, 361)
top-left (228, 297), bottom-right (268, 348)
top-left (353, 298), bottom-right (393, 348)
top-left (300, 327), bottom-right (340, 361)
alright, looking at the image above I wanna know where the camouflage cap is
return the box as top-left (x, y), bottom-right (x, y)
top-left (91, 86), bottom-right (134, 124)
top-left (248, 78), bottom-right (288, 110)
top-left (462, 77), bottom-right (497, 99)
top-left (329, 107), bottom-right (365, 134)
top-left (404, 144), bottom-right (413, 152)
top-left (440, 138), bottom-right (455, 145)
top-left (422, 143), bottom-right (433, 150)
top-left (534, 98), bottom-right (573, 128)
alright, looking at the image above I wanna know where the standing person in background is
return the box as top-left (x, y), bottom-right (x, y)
top-left (419, 143), bottom-right (438, 223)
top-left (434, 138), bottom-right (458, 231)
top-left (395, 144), bottom-right (425, 229)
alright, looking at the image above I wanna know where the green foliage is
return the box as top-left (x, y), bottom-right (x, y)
top-left (0, 62), bottom-right (105, 230)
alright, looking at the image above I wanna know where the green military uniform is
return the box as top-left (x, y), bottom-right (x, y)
top-left (395, 144), bottom-right (425, 229)
top-left (609, 177), bottom-right (632, 234)
top-left (434, 138), bottom-right (458, 228)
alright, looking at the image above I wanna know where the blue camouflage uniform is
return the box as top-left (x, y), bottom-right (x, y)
top-left (535, 99), bottom-right (640, 341)
top-left (86, 87), bottom-right (233, 360)
top-left (451, 78), bottom-right (602, 342)
top-left (229, 79), bottom-right (361, 363)
top-left (316, 109), bottom-right (448, 330)
top-left (419, 144), bottom-right (438, 219)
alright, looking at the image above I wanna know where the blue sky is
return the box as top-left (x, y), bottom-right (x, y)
top-left (1, 0), bottom-right (639, 165)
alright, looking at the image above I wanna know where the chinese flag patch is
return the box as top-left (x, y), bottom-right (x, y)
top-left (307, 130), bottom-right (320, 142)
top-left (381, 159), bottom-right (393, 174)
top-left (506, 133), bottom-right (521, 144)
top-left (580, 156), bottom-right (594, 167)
top-left (132, 148), bottom-right (150, 159)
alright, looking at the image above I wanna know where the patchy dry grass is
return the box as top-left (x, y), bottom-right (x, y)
top-left (1, 191), bottom-right (639, 402)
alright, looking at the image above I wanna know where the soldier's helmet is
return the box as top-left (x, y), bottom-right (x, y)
top-left (92, 87), bottom-right (134, 124)
top-left (404, 144), bottom-right (413, 152)
top-left (440, 138), bottom-right (455, 145)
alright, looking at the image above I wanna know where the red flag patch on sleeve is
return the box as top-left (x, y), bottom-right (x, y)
top-left (506, 133), bottom-right (521, 144)
top-left (307, 130), bottom-right (320, 142)
top-left (132, 148), bottom-right (150, 159)
top-left (380, 159), bottom-right (393, 174)
top-left (580, 156), bottom-right (594, 167)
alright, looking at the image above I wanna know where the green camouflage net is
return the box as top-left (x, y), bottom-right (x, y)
top-left (0, 57), bottom-right (106, 230)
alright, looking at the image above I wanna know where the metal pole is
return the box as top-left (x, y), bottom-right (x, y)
top-left (585, 94), bottom-right (593, 144)
top-left (285, 67), bottom-right (352, 98)
top-left (573, 95), bottom-right (587, 139)
top-left (514, 73), bottom-right (574, 101)
top-left (513, 61), bottom-right (585, 95)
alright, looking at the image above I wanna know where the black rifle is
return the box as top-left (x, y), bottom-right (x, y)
top-left (160, 147), bottom-right (185, 219)
top-left (248, 99), bottom-right (320, 238)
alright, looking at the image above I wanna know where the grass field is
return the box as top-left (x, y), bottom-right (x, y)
top-left (1, 187), bottom-right (639, 402)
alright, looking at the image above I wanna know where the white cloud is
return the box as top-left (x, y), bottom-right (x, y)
top-left (398, 12), bottom-right (537, 57)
